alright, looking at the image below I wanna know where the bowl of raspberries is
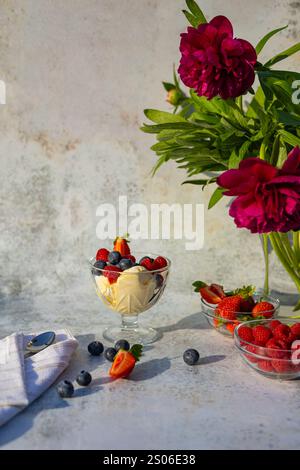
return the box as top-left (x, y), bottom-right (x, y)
top-left (194, 281), bottom-right (280, 337)
top-left (234, 318), bottom-right (300, 379)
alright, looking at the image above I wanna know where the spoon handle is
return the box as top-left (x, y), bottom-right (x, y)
top-left (24, 351), bottom-right (34, 359)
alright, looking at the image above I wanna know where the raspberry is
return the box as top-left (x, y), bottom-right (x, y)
top-left (291, 323), bottom-right (300, 339)
top-left (273, 324), bottom-right (291, 341)
top-left (140, 258), bottom-right (160, 271)
top-left (238, 325), bottom-right (254, 343)
top-left (253, 325), bottom-right (272, 346)
top-left (103, 265), bottom-right (122, 284)
top-left (154, 256), bottom-right (168, 269)
top-left (258, 360), bottom-right (274, 373)
top-left (266, 338), bottom-right (289, 359)
top-left (244, 342), bottom-right (264, 363)
top-left (271, 359), bottom-right (292, 374)
top-left (269, 320), bottom-right (281, 331)
top-left (96, 248), bottom-right (109, 262)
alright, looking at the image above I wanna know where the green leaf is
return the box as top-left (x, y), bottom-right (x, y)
top-left (186, 0), bottom-right (207, 23)
top-left (208, 187), bottom-right (224, 209)
top-left (264, 42), bottom-right (300, 68)
top-left (182, 9), bottom-right (199, 27)
top-left (270, 134), bottom-right (281, 166)
top-left (255, 25), bottom-right (288, 55)
top-left (278, 111), bottom-right (300, 127)
top-left (144, 109), bottom-right (186, 124)
top-left (162, 82), bottom-right (175, 92)
top-left (182, 177), bottom-right (217, 186)
top-left (228, 141), bottom-right (251, 169)
top-left (192, 280), bottom-right (207, 292)
top-left (129, 344), bottom-right (143, 362)
top-left (278, 130), bottom-right (300, 147)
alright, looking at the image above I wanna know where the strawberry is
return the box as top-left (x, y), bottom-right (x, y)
top-left (210, 284), bottom-right (226, 299)
top-left (200, 286), bottom-right (223, 304)
top-left (273, 324), bottom-right (291, 341)
top-left (258, 360), bottom-right (274, 373)
top-left (291, 323), bottom-right (300, 339)
top-left (238, 325), bottom-right (254, 343)
top-left (252, 301), bottom-right (275, 319)
top-left (193, 281), bottom-right (225, 304)
top-left (252, 325), bottom-right (272, 346)
top-left (226, 323), bottom-right (238, 335)
top-left (113, 235), bottom-right (131, 257)
top-left (269, 319), bottom-right (282, 331)
top-left (215, 295), bottom-right (242, 320)
top-left (213, 317), bottom-right (222, 328)
top-left (240, 296), bottom-right (255, 313)
top-left (154, 256), bottom-right (168, 269)
top-left (109, 344), bottom-right (143, 379)
top-left (96, 248), bottom-right (109, 262)
top-left (103, 265), bottom-right (122, 284)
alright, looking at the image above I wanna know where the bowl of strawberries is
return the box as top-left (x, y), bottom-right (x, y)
top-left (234, 318), bottom-right (300, 380)
top-left (194, 281), bottom-right (280, 336)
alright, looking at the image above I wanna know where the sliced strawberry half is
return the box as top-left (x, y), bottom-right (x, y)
top-left (109, 344), bottom-right (143, 379)
top-left (113, 235), bottom-right (131, 257)
top-left (199, 286), bottom-right (223, 304)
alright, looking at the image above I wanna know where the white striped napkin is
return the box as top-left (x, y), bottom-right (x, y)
top-left (0, 329), bottom-right (78, 427)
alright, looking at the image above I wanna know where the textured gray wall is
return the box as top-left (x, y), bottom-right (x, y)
top-left (0, 0), bottom-right (299, 299)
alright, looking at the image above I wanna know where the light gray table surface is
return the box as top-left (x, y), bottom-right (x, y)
top-left (0, 286), bottom-right (299, 450)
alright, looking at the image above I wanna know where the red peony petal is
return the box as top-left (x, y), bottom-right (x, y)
top-left (209, 15), bottom-right (233, 38)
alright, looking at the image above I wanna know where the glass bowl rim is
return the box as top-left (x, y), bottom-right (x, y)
top-left (234, 316), bottom-right (300, 354)
top-left (88, 253), bottom-right (171, 275)
top-left (200, 293), bottom-right (280, 318)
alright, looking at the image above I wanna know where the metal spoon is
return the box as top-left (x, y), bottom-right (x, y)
top-left (24, 331), bottom-right (56, 358)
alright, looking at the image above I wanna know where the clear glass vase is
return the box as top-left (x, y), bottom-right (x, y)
top-left (260, 232), bottom-right (300, 309)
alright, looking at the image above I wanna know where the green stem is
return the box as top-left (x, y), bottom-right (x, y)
top-left (293, 230), bottom-right (300, 263)
top-left (269, 233), bottom-right (300, 293)
top-left (278, 233), bottom-right (299, 273)
top-left (259, 138), bottom-right (268, 160)
top-left (237, 95), bottom-right (244, 114)
top-left (262, 234), bottom-right (269, 295)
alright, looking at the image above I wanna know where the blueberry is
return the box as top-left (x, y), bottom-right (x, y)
top-left (76, 370), bottom-right (92, 386)
top-left (92, 260), bottom-right (107, 276)
top-left (104, 347), bottom-right (117, 362)
top-left (88, 341), bottom-right (104, 356)
top-left (139, 256), bottom-right (154, 264)
top-left (119, 258), bottom-right (133, 271)
top-left (155, 274), bottom-right (164, 288)
top-left (57, 380), bottom-right (74, 398)
top-left (108, 251), bottom-right (121, 265)
top-left (115, 339), bottom-right (130, 352)
top-left (183, 349), bottom-right (200, 366)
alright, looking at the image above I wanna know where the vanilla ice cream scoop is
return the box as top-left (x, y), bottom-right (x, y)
top-left (95, 265), bottom-right (157, 315)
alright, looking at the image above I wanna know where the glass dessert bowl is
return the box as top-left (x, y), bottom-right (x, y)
top-left (200, 292), bottom-right (280, 337)
top-left (89, 252), bottom-right (170, 345)
top-left (234, 317), bottom-right (300, 380)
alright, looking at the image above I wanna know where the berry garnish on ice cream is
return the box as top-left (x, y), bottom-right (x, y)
top-left (113, 235), bottom-right (131, 257)
top-left (109, 344), bottom-right (143, 379)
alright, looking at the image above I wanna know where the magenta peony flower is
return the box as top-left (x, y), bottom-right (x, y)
top-left (178, 15), bottom-right (257, 100)
top-left (217, 147), bottom-right (300, 233)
